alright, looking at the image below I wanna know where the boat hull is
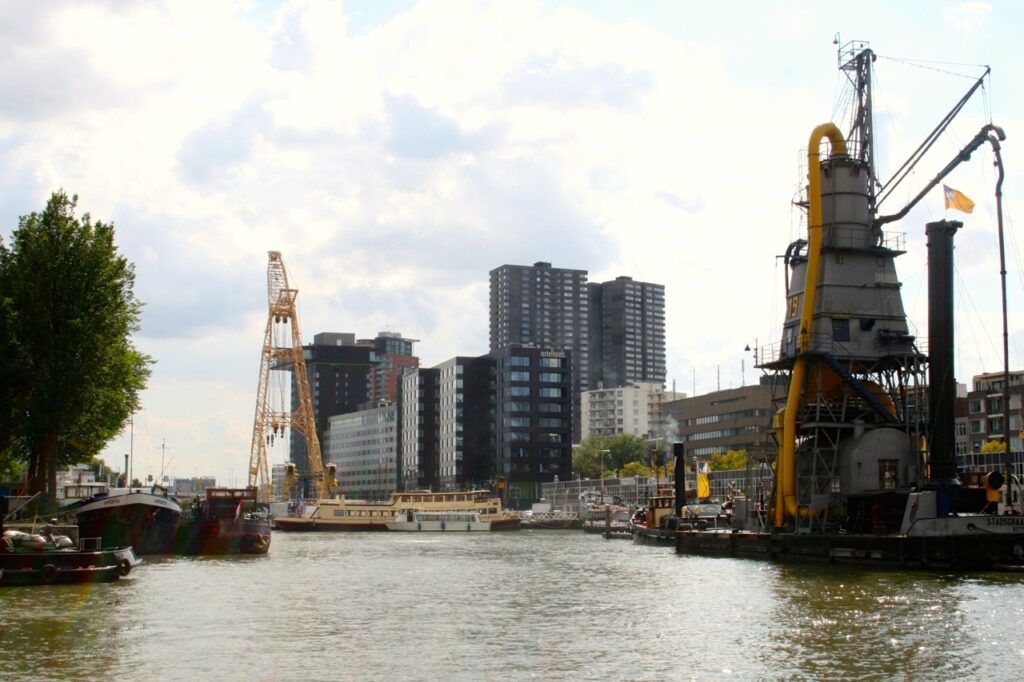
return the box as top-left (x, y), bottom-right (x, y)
top-left (0, 546), bottom-right (141, 586)
top-left (676, 527), bottom-right (1024, 570)
top-left (174, 517), bottom-right (271, 555)
top-left (74, 492), bottom-right (182, 554)
top-left (274, 517), bottom-right (389, 532)
top-left (386, 520), bottom-right (492, 532)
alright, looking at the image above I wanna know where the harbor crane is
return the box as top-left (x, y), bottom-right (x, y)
top-left (248, 251), bottom-right (331, 502)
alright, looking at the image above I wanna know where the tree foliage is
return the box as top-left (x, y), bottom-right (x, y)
top-left (573, 434), bottom-right (652, 478)
top-left (0, 191), bottom-right (152, 511)
top-left (981, 439), bottom-right (1008, 454)
top-left (709, 449), bottom-right (748, 471)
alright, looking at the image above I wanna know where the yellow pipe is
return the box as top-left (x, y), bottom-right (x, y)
top-left (775, 123), bottom-right (846, 527)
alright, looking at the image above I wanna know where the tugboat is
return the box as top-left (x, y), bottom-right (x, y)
top-left (73, 484), bottom-right (182, 555)
top-left (174, 487), bottom-right (271, 554)
top-left (675, 40), bottom-right (1024, 570)
top-left (1, 496), bottom-right (141, 586)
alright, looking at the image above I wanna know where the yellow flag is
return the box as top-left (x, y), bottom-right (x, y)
top-left (943, 185), bottom-right (975, 213)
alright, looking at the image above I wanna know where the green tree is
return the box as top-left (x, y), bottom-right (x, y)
top-left (709, 449), bottom-right (748, 471)
top-left (619, 461), bottom-right (652, 478)
top-left (0, 191), bottom-right (152, 512)
top-left (573, 434), bottom-right (648, 478)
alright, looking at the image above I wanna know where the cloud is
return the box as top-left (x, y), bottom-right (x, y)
top-left (1, 0), bottom-right (1020, 485)
top-left (944, 2), bottom-right (992, 31)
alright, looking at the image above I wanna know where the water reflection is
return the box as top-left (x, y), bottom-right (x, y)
top-left (3, 533), bottom-right (1023, 680)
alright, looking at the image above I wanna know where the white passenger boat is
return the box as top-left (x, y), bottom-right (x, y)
top-left (385, 510), bottom-right (491, 532)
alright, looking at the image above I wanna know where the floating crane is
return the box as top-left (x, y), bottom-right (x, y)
top-left (248, 251), bottom-right (331, 502)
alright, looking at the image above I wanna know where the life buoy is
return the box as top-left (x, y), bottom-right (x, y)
top-left (117, 558), bottom-right (132, 577)
top-left (40, 563), bottom-right (58, 584)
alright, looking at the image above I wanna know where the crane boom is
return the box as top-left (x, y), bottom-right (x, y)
top-left (248, 251), bottom-right (327, 502)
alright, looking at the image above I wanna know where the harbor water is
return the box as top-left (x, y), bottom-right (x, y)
top-left (3, 530), bottom-right (1024, 680)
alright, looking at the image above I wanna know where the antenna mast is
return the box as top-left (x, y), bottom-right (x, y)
top-left (248, 251), bottom-right (326, 502)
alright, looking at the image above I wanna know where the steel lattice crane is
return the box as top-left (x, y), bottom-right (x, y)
top-left (248, 251), bottom-right (329, 502)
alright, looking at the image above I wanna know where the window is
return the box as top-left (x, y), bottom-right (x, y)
top-left (878, 459), bottom-right (898, 489)
top-left (832, 319), bottom-right (851, 343)
top-left (540, 417), bottom-right (562, 428)
top-left (510, 386), bottom-right (530, 397)
top-left (539, 403), bottom-right (562, 413)
top-left (539, 387), bottom-right (562, 398)
top-left (508, 371), bottom-right (530, 382)
top-left (539, 357), bottom-right (563, 368)
top-left (510, 356), bottom-right (530, 367)
top-left (539, 372), bottom-right (561, 383)
top-left (969, 399), bottom-right (983, 413)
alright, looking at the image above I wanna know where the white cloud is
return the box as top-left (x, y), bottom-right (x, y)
top-left (0, 0), bottom-right (1020, 484)
top-left (944, 2), bottom-right (992, 31)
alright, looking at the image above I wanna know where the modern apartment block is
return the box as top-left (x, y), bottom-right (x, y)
top-left (489, 262), bottom-right (590, 439)
top-left (588, 276), bottom-right (666, 388)
top-left (433, 356), bottom-right (494, 491)
top-left (398, 367), bottom-right (439, 492)
top-left (323, 401), bottom-right (398, 499)
top-left (580, 381), bottom-right (678, 441)
top-left (492, 345), bottom-right (573, 505)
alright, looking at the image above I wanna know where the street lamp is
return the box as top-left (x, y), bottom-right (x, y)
top-left (598, 449), bottom-right (610, 501)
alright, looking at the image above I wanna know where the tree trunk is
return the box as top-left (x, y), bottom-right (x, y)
top-left (29, 431), bottom-right (59, 515)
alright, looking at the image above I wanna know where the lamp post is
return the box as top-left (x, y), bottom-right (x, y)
top-left (598, 449), bottom-right (610, 502)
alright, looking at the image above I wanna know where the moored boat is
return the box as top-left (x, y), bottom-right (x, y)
top-left (385, 510), bottom-right (492, 532)
top-left (1, 503), bottom-right (141, 586)
top-left (275, 489), bottom-right (520, 532)
top-left (73, 485), bottom-right (182, 555)
top-left (174, 487), bottom-right (271, 555)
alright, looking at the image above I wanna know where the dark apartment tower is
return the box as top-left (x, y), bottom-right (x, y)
top-left (398, 367), bottom-right (439, 491)
top-left (290, 332), bottom-right (375, 475)
top-left (588, 277), bottom-right (666, 389)
top-left (491, 345), bottom-right (573, 507)
top-left (489, 262), bottom-right (589, 440)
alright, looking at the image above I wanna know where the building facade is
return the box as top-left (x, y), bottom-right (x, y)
top-left (398, 367), bottom-right (439, 492)
top-left (323, 401), bottom-right (398, 499)
top-left (489, 262), bottom-right (590, 440)
top-left (588, 276), bottom-right (666, 389)
top-left (434, 356), bottom-right (494, 491)
top-left (290, 332), bottom-right (375, 474)
top-left (663, 381), bottom-right (778, 464)
top-left (363, 331), bottom-right (419, 403)
top-left (580, 381), bottom-right (675, 441)
top-left (962, 370), bottom-right (1024, 473)
top-left (491, 345), bottom-right (573, 506)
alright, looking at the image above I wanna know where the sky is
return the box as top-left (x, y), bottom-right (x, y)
top-left (1, 0), bottom-right (1022, 486)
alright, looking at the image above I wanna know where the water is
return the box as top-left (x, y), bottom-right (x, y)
top-left (3, 530), bottom-right (1024, 680)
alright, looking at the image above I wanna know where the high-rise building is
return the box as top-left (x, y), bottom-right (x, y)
top-left (489, 262), bottom-right (590, 439)
top-left (492, 345), bottom-right (573, 505)
top-left (588, 276), bottom-right (666, 389)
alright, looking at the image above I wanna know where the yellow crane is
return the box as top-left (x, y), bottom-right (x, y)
top-left (247, 251), bottom-right (332, 502)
